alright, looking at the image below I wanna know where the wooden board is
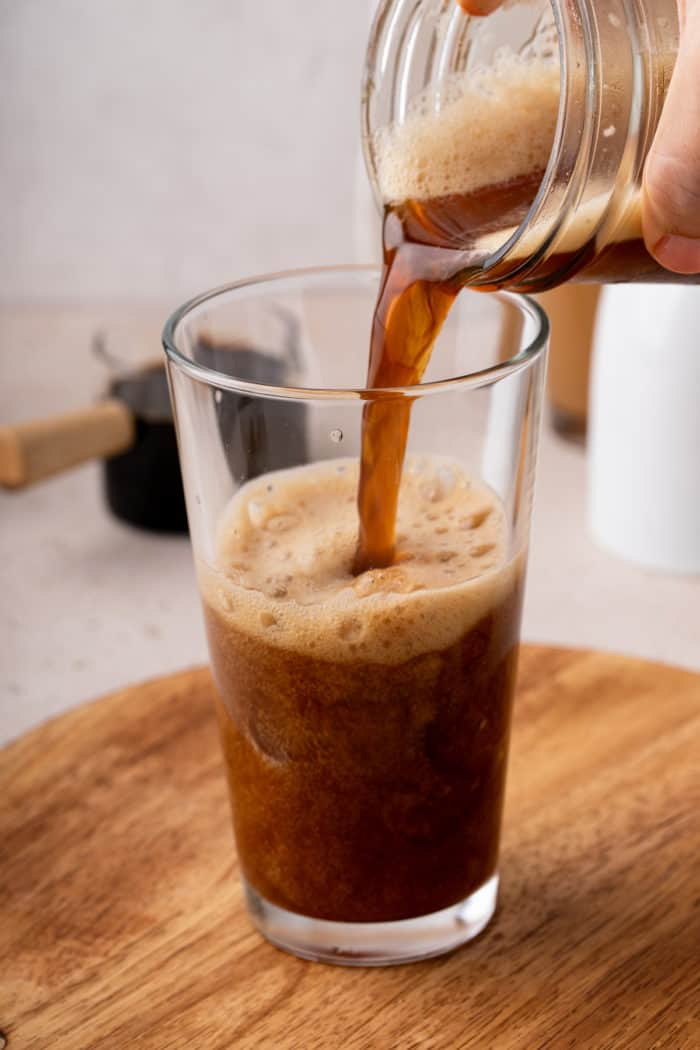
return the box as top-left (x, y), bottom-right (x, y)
top-left (1, 646), bottom-right (699, 1049)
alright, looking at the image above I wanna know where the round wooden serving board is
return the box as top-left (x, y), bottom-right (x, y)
top-left (1, 646), bottom-right (698, 1050)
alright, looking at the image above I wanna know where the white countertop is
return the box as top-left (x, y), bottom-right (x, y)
top-left (2, 306), bottom-right (699, 747)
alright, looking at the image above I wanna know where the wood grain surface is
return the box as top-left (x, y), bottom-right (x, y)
top-left (1, 646), bottom-right (698, 1050)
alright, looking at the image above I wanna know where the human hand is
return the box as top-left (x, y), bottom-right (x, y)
top-left (456, 0), bottom-right (700, 274)
top-left (642, 0), bottom-right (700, 274)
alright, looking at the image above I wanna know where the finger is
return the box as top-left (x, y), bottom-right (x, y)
top-left (456, 0), bottom-right (503, 15)
top-left (642, 0), bottom-right (700, 273)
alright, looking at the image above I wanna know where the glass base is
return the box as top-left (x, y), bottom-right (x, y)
top-left (243, 874), bottom-right (499, 967)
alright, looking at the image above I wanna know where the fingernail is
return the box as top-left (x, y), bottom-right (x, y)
top-left (456, 0), bottom-right (502, 13)
top-left (653, 235), bottom-right (700, 275)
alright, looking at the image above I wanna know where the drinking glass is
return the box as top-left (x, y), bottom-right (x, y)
top-left (162, 265), bottom-right (547, 965)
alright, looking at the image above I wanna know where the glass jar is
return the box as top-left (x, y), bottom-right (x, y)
top-left (362, 0), bottom-right (689, 291)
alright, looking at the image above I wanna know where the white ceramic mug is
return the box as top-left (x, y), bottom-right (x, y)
top-left (588, 284), bottom-right (700, 574)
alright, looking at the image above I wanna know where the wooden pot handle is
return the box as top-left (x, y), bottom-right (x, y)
top-left (0, 399), bottom-right (135, 489)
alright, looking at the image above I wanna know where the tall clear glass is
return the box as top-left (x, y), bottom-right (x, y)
top-left (162, 266), bottom-right (547, 965)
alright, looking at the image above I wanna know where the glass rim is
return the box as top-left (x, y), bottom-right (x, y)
top-left (162, 264), bottom-right (548, 402)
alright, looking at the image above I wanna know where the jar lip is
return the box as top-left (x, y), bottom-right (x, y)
top-left (162, 265), bottom-right (548, 402)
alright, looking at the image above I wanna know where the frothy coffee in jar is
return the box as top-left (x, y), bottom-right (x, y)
top-left (373, 50), bottom-right (659, 278)
top-left (202, 457), bottom-right (524, 922)
top-left (374, 54), bottom-right (561, 219)
top-left (356, 45), bottom-right (681, 574)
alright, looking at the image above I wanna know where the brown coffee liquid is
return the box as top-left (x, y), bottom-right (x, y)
top-left (203, 459), bottom-right (523, 922)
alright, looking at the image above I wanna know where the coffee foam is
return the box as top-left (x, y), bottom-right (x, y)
top-left (200, 457), bottom-right (520, 665)
top-left (375, 55), bottom-right (561, 204)
top-left (374, 54), bottom-right (649, 254)
top-left (476, 188), bottom-right (643, 257)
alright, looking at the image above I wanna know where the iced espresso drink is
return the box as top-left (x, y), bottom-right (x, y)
top-left (201, 456), bottom-right (523, 923)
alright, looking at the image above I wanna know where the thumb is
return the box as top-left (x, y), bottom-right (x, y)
top-left (642, 0), bottom-right (700, 274)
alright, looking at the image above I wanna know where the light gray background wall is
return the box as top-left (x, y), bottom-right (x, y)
top-left (3, 3), bottom-right (699, 745)
top-left (0, 1), bottom-right (370, 304)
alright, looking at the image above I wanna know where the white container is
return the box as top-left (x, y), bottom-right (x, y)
top-left (588, 284), bottom-right (700, 574)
